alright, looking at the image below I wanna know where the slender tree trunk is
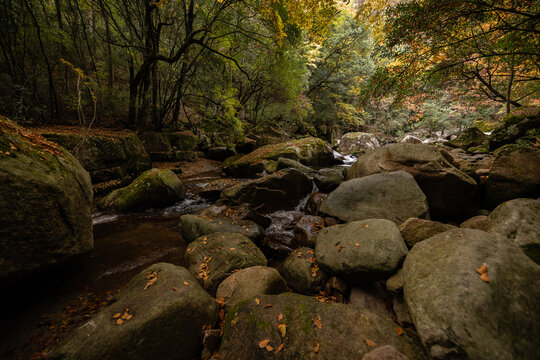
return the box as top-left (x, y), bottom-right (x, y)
top-left (506, 52), bottom-right (515, 114)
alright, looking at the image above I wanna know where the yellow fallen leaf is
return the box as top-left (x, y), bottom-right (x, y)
top-left (277, 323), bottom-right (287, 337)
top-left (255, 298), bottom-right (260, 305)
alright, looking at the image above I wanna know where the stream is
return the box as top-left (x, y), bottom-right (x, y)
top-left (0, 157), bottom-right (356, 359)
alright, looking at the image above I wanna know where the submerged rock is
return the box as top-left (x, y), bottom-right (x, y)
top-left (0, 118), bottom-right (93, 280)
top-left (216, 266), bottom-right (287, 311)
top-left (98, 168), bottom-right (185, 211)
top-left (49, 263), bottom-right (218, 360)
top-left (321, 171), bottom-right (429, 224)
top-left (223, 137), bottom-right (333, 177)
top-left (347, 143), bottom-right (477, 220)
top-left (315, 219), bottom-right (408, 282)
top-left (219, 293), bottom-right (427, 360)
top-left (403, 228), bottom-right (540, 360)
top-left (185, 232), bottom-right (267, 295)
top-left (220, 169), bottom-right (312, 213)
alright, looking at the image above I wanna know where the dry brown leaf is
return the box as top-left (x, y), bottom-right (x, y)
top-left (112, 313), bottom-right (121, 319)
top-left (365, 339), bottom-right (375, 347)
top-left (313, 315), bottom-right (322, 329)
top-left (258, 339), bottom-right (270, 348)
top-left (314, 342), bottom-right (321, 353)
top-left (277, 344), bottom-right (284, 352)
top-left (277, 323), bottom-right (287, 337)
top-left (116, 319), bottom-right (124, 325)
top-left (396, 327), bottom-right (404, 336)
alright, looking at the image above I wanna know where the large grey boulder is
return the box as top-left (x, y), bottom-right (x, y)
top-left (185, 232), bottom-right (267, 295)
top-left (313, 168), bottom-right (344, 193)
top-left (219, 293), bottom-right (427, 360)
top-left (220, 169), bottom-right (312, 213)
top-left (223, 137), bottom-right (333, 178)
top-left (403, 228), bottom-right (540, 360)
top-left (40, 128), bottom-right (151, 184)
top-left (315, 219), bottom-right (408, 282)
top-left (216, 266), bottom-right (288, 311)
top-left (0, 118), bottom-right (93, 280)
top-left (484, 148), bottom-right (540, 208)
top-left (98, 168), bottom-right (185, 211)
top-left (398, 218), bottom-right (456, 248)
top-left (478, 198), bottom-right (540, 263)
top-left (338, 132), bottom-right (380, 155)
top-left (178, 214), bottom-right (264, 243)
top-left (347, 143), bottom-right (477, 220)
top-left (280, 247), bottom-right (327, 295)
top-left (49, 263), bottom-right (219, 360)
top-left (321, 171), bottom-right (429, 224)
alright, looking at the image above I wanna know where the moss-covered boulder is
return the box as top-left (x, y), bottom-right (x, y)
top-left (347, 144), bottom-right (477, 221)
top-left (338, 132), bottom-right (380, 155)
top-left (403, 228), bottom-right (540, 360)
top-left (446, 127), bottom-right (487, 150)
top-left (280, 247), bottom-right (327, 295)
top-left (484, 148), bottom-right (540, 208)
top-left (489, 106), bottom-right (540, 151)
top-left (185, 232), bottom-right (267, 295)
top-left (140, 131), bottom-right (199, 161)
top-left (98, 168), bottom-right (184, 211)
top-left (321, 171), bottom-right (430, 224)
top-left (40, 127), bottom-right (151, 184)
top-left (223, 137), bottom-right (333, 178)
top-left (0, 118), bottom-right (93, 280)
top-left (219, 293), bottom-right (428, 360)
top-left (216, 266), bottom-right (288, 311)
top-left (48, 263), bottom-right (219, 360)
top-left (178, 214), bottom-right (264, 243)
top-left (220, 169), bottom-right (312, 213)
top-left (315, 219), bottom-right (408, 282)
top-left (477, 198), bottom-right (540, 264)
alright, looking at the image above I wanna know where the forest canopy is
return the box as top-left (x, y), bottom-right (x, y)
top-left (0, 0), bottom-right (538, 143)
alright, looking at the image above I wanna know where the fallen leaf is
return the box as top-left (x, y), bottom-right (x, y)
top-left (396, 327), bottom-right (404, 336)
top-left (255, 298), bottom-right (260, 305)
top-left (231, 316), bottom-right (239, 326)
top-left (314, 342), bottom-right (321, 353)
top-left (264, 304), bottom-right (273, 308)
top-left (215, 297), bottom-right (225, 307)
top-left (480, 273), bottom-right (490, 282)
top-left (112, 313), bottom-right (121, 319)
top-left (116, 319), bottom-right (124, 325)
top-left (313, 315), bottom-right (322, 329)
top-left (476, 264), bottom-right (488, 275)
top-left (229, 248), bottom-right (236, 251)
top-left (219, 309), bottom-right (225, 321)
top-left (184, 281), bottom-right (189, 286)
top-left (144, 276), bottom-right (158, 289)
top-left (277, 344), bottom-right (284, 352)
top-left (277, 323), bottom-right (287, 337)
top-left (121, 313), bottom-right (129, 320)
top-left (355, 243), bottom-right (359, 248)
top-left (259, 339), bottom-right (270, 348)
top-left (278, 313), bottom-right (284, 321)
top-left (126, 314), bottom-right (133, 321)
top-left (365, 339), bottom-right (375, 347)
top-left (266, 345), bottom-right (274, 351)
